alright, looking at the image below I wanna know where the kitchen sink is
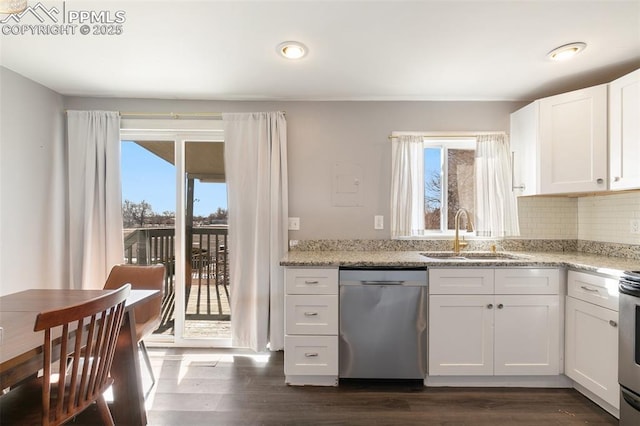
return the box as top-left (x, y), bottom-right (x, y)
top-left (420, 251), bottom-right (529, 261)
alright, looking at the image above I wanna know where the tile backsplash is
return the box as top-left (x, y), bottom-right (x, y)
top-left (518, 197), bottom-right (578, 239)
top-left (518, 191), bottom-right (640, 245)
top-left (578, 192), bottom-right (640, 245)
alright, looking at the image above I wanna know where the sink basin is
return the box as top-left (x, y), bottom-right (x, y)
top-left (420, 251), bottom-right (528, 261)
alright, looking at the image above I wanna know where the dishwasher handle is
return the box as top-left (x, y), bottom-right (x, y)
top-left (360, 280), bottom-right (405, 285)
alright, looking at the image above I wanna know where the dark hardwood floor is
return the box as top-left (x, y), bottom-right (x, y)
top-left (76, 347), bottom-right (618, 425)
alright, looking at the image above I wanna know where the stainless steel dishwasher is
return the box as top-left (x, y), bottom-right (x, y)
top-left (339, 268), bottom-right (428, 379)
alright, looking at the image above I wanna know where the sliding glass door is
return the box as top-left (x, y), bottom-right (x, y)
top-left (120, 120), bottom-right (230, 346)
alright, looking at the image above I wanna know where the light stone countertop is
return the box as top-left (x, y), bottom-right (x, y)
top-left (280, 250), bottom-right (640, 277)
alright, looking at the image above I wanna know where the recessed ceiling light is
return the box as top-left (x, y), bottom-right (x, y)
top-left (277, 41), bottom-right (308, 60)
top-left (547, 42), bottom-right (587, 61)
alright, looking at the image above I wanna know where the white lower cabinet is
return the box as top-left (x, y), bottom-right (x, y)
top-left (429, 295), bottom-right (494, 375)
top-left (429, 268), bottom-right (561, 377)
top-left (565, 270), bottom-right (620, 413)
top-left (493, 295), bottom-right (559, 375)
top-left (284, 267), bottom-right (339, 386)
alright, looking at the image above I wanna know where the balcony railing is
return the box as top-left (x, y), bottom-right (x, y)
top-left (123, 226), bottom-right (229, 335)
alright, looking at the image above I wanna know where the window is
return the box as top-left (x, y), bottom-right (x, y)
top-left (424, 138), bottom-right (476, 233)
top-left (391, 132), bottom-right (518, 239)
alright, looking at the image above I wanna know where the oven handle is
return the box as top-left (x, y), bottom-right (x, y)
top-left (621, 386), bottom-right (640, 411)
top-left (619, 282), bottom-right (640, 297)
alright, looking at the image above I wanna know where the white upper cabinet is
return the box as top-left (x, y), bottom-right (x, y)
top-left (609, 68), bottom-right (640, 190)
top-left (511, 84), bottom-right (609, 195)
top-left (510, 102), bottom-right (538, 196)
top-left (538, 84), bottom-right (608, 194)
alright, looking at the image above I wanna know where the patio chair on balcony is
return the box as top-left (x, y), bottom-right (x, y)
top-left (103, 264), bottom-right (165, 391)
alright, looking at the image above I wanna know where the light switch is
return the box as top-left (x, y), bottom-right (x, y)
top-left (374, 215), bottom-right (384, 230)
top-left (288, 217), bottom-right (300, 231)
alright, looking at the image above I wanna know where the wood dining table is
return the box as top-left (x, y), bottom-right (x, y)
top-left (0, 288), bottom-right (160, 426)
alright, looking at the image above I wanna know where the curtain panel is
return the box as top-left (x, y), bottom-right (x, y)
top-left (66, 111), bottom-right (123, 289)
top-left (223, 112), bottom-right (288, 352)
top-left (475, 133), bottom-right (520, 237)
top-left (390, 135), bottom-right (425, 238)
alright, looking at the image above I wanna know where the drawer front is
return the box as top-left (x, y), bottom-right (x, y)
top-left (494, 268), bottom-right (559, 295)
top-left (568, 270), bottom-right (619, 311)
top-left (285, 295), bottom-right (338, 335)
top-left (284, 335), bottom-right (338, 376)
top-left (285, 268), bottom-right (338, 295)
top-left (429, 268), bottom-right (494, 294)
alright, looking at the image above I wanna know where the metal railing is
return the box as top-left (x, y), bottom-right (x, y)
top-left (123, 226), bottom-right (230, 333)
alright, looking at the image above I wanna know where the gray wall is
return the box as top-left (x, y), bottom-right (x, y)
top-left (63, 97), bottom-right (525, 239)
top-left (1, 67), bottom-right (67, 295)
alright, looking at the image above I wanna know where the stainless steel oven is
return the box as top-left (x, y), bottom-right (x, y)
top-left (619, 270), bottom-right (640, 425)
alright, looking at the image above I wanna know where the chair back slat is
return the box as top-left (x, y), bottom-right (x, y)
top-left (33, 284), bottom-right (130, 426)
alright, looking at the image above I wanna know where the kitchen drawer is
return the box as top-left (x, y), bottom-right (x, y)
top-left (429, 268), bottom-right (494, 294)
top-left (495, 268), bottom-right (559, 295)
top-left (285, 295), bottom-right (338, 335)
top-left (284, 335), bottom-right (338, 376)
top-left (568, 270), bottom-right (619, 311)
top-left (285, 268), bottom-right (338, 295)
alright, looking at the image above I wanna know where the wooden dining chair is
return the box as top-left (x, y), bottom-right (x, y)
top-left (103, 264), bottom-right (165, 389)
top-left (0, 284), bottom-right (130, 426)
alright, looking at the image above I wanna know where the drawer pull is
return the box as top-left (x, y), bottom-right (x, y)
top-left (304, 280), bottom-right (320, 285)
top-left (609, 320), bottom-right (618, 328)
top-left (304, 312), bottom-right (318, 317)
top-left (580, 286), bottom-right (599, 293)
top-left (304, 352), bottom-right (319, 358)
top-left (487, 304), bottom-right (494, 309)
top-left (497, 303), bottom-right (504, 309)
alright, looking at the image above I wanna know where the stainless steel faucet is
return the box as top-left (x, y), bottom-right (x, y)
top-left (453, 208), bottom-right (474, 254)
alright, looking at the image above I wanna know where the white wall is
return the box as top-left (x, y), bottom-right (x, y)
top-left (0, 67), bottom-right (67, 295)
top-left (63, 97), bottom-right (524, 240)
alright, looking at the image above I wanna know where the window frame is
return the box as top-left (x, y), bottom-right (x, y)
top-left (423, 137), bottom-right (476, 235)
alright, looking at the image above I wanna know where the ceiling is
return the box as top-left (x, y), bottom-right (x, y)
top-left (1, 0), bottom-right (639, 101)
top-left (136, 141), bottom-right (225, 182)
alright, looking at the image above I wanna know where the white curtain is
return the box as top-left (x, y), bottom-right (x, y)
top-left (390, 135), bottom-right (425, 238)
top-left (475, 133), bottom-right (520, 237)
top-left (223, 112), bottom-right (288, 352)
top-left (67, 111), bottom-right (123, 289)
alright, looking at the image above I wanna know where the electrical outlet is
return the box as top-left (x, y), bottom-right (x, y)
top-left (631, 219), bottom-right (640, 234)
top-left (374, 215), bottom-right (384, 230)
top-left (288, 217), bottom-right (300, 231)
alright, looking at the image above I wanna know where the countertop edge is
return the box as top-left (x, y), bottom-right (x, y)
top-left (280, 250), bottom-right (638, 277)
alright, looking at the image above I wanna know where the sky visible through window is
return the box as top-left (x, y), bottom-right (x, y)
top-left (424, 147), bottom-right (440, 203)
top-left (121, 141), bottom-right (228, 217)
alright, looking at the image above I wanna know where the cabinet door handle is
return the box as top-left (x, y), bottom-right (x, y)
top-left (304, 280), bottom-right (320, 285)
top-left (304, 352), bottom-right (319, 358)
top-left (511, 152), bottom-right (526, 191)
top-left (596, 178), bottom-right (604, 184)
top-left (304, 312), bottom-right (318, 317)
top-left (497, 303), bottom-right (504, 309)
top-left (580, 285), bottom-right (599, 293)
top-left (487, 304), bottom-right (493, 309)
top-left (609, 320), bottom-right (618, 328)
top-left (614, 176), bottom-right (621, 182)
